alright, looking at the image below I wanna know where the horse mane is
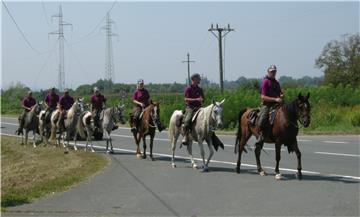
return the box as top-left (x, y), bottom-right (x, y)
top-left (283, 98), bottom-right (298, 121)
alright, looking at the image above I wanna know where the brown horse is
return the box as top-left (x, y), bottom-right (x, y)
top-left (132, 102), bottom-right (162, 160)
top-left (234, 93), bottom-right (311, 180)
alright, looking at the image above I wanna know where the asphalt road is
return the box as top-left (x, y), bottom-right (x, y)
top-left (1, 116), bottom-right (359, 216)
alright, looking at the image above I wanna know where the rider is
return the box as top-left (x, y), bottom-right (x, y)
top-left (130, 79), bottom-right (150, 133)
top-left (91, 87), bottom-right (106, 128)
top-left (16, 90), bottom-right (36, 135)
top-left (58, 89), bottom-right (75, 130)
top-left (257, 65), bottom-right (284, 144)
top-left (130, 79), bottom-right (165, 133)
top-left (44, 87), bottom-right (59, 122)
top-left (182, 73), bottom-right (204, 146)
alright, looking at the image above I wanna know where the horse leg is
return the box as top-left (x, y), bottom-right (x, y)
top-left (198, 141), bottom-right (207, 172)
top-left (142, 136), bottom-right (147, 159)
top-left (274, 143), bottom-right (283, 180)
top-left (205, 140), bottom-right (214, 168)
top-left (293, 140), bottom-right (302, 180)
top-left (25, 131), bottom-right (28, 145)
top-left (236, 132), bottom-right (251, 173)
top-left (149, 133), bottom-right (155, 161)
top-left (255, 141), bottom-right (267, 176)
top-left (136, 133), bottom-right (142, 159)
top-left (33, 130), bottom-right (36, 148)
top-left (74, 132), bottom-right (78, 151)
top-left (104, 131), bottom-right (110, 153)
top-left (171, 133), bottom-right (179, 167)
top-left (109, 133), bottom-right (114, 154)
top-left (187, 141), bottom-right (197, 169)
top-left (88, 129), bottom-right (94, 152)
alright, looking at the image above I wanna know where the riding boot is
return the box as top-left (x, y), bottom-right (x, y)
top-left (181, 128), bottom-right (191, 146)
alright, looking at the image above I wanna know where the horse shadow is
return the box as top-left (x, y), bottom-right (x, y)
top-left (282, 173), bottom-right (360, 184)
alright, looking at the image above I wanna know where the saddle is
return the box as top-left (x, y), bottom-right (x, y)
top-left (247, 107), bottom-right (279, 127)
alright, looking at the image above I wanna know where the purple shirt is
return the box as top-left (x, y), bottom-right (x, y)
top-left (91, 94), bottom-right (106, 110)
top-left (184, 85), bottom-right (204, 108)
top-left (132, 88), bottom-right (150, 106)
top-left (22, 97), bottom-right (36, 109)
top-left (59, 95), bottom-right (74, 110)
top-left (260, 77), bottom-right (282, 98)
top-left (44, 93), bottom-right (59, 109)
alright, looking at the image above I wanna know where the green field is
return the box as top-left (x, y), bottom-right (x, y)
top-left (1, 85), bottom-right (360, 134)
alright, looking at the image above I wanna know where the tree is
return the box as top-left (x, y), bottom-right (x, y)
top-left (315, 34), bottom-right (360, 87)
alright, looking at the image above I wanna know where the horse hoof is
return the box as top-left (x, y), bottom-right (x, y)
top-left (150, 156), bottom-right (155, 161)
top-left (296, 172), bottom-right (303, 180)
top-left (235, 167), bottom-right (240, 174)
top-left (275, 173), bottom-right (283, 180)
top-left (202, 167), bottom-right (209, 172)
top-left (136, 154), bottom-right (142, 159)
top-left (91, 149), bottom-right (95, 153)
top-left (259, 171), bottom-right (267, 176)
top-left (142, 155), bottom-right (147, 159)
top-left (192, 164), bottom-right (199, 169)
top-left (171, 163), bottom-right (176, 168)
top-left (74, 147), bottom-right (78, 151)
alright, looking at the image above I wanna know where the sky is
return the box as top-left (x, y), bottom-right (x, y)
top-left (1, 1), bottom-right (359, 90)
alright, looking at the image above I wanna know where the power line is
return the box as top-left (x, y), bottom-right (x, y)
top-left (78, 1), bottom-right (118, 41)
top-left (41, 0), bottom-right (50, 27)
top-left (2, 0), bottom-right (41, 54)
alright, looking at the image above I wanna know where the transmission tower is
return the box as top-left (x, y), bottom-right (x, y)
top-left (49, 5), bottom-right (72, 92)
top-left (102, 12), bottom-right (118, 83)
top-left (208, 23), bottom-right (234, 94)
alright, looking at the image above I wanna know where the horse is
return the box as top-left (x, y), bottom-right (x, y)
top-left (18, 102), bottom-right (42, 147)
top-left (132, 102), bottom-right (162, 160)
top-left (100, 104), bottom-right (126, 153)
top-left (168, 99), bottom-right (225, 172)
top-left (74, 102), bottom-right (94, 151)
top-left (38, 107), bottom-right (54, 145)
top-left (234, 93), bottom-right (311, 180)
top-left (50, 99), bottom-right (82, 148)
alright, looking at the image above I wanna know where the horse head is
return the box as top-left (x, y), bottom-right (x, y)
top-left (150, 101), bottom-right (162, 127)
top-left (296, 93), bottom-right (311, 128)
top-left (33, 101), bottom-right (43, 115)
top-left (211, 99), bottom-right (225, 128)
top-left (115, 104), bottom-right (126, 125)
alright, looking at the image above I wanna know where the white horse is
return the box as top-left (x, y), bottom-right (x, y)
top-left (169, 99), bottom-right (225, 172)
top-left (18, 102), bottom-right (42, 147)
top-left (100, 105), bottom-right (126, 153)
top-left (74, 103), bottom-right (94, 152)
top-left (50, 99), bottom-right (82, 148)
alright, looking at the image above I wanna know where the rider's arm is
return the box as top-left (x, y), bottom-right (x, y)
top-left (261, 94), bottom-right (282, 103)
top-left (133, 99), bottom-right (144, 107)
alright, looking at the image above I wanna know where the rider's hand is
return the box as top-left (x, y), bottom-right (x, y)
top-left (197, 97), bottom-right (203, 103)
top-left (140, 103), bottom-right (145, 108)
top-left (275, 98), bottom-right (283, 103)
top-left (280, 94), bottom-right (284, 99)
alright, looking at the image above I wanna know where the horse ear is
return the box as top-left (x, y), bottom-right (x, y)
top-left (306, 92), bottom-right (310, 99)
top-left (298, 93), bottom-right (303, 100)
top-left (220, 99), bottom-right (225, 106)
top-left (212, 99), bottom-right (216, 105)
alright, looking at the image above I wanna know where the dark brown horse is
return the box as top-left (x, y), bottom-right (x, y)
top-left (132, 102), bottom-right (162, 160)
top-left (234, 93), bottom-right (311, 180)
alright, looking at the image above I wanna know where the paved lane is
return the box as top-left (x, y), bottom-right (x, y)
top-left (1, 116), bottom-right (359, 216)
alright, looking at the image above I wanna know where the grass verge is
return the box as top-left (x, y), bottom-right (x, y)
top-left (1, 135), bottom-right (110, 210)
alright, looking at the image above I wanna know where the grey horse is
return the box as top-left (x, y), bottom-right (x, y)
top-left (50, 99), bottom-right (82, 148)
top-left (18, 102), bottom-right (43, 147)
top-left (100, 105), bottom-right (126, 153)
top-left (168, 99), bottom-right (225, 172)
top-left (74, 103), bottom-right (95, 152)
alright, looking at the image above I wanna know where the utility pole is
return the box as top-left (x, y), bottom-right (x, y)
top-left (49, 5), bottom-right (72, 92)
top-left (102, 12), bottom-right (118, 84)
top-left (182, 52), bottom-right (195, 85)
top-left (208, 23), bottom-right (234, 94)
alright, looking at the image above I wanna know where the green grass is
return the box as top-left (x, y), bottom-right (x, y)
top-left (1, 135), bottom-right (110, 210)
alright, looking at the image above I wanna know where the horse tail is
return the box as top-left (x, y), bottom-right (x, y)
top-left (234, 108), bottom-right (247, 154)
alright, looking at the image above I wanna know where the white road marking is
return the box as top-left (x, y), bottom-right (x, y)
top-left (1, 132), bottom-right (359, 181)
top-left (314, 152), bottom-right (360, 157)
top-left (298, 139), bottom-right (312, 142)
top-left (322, 141), bottom-right (349, 144)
